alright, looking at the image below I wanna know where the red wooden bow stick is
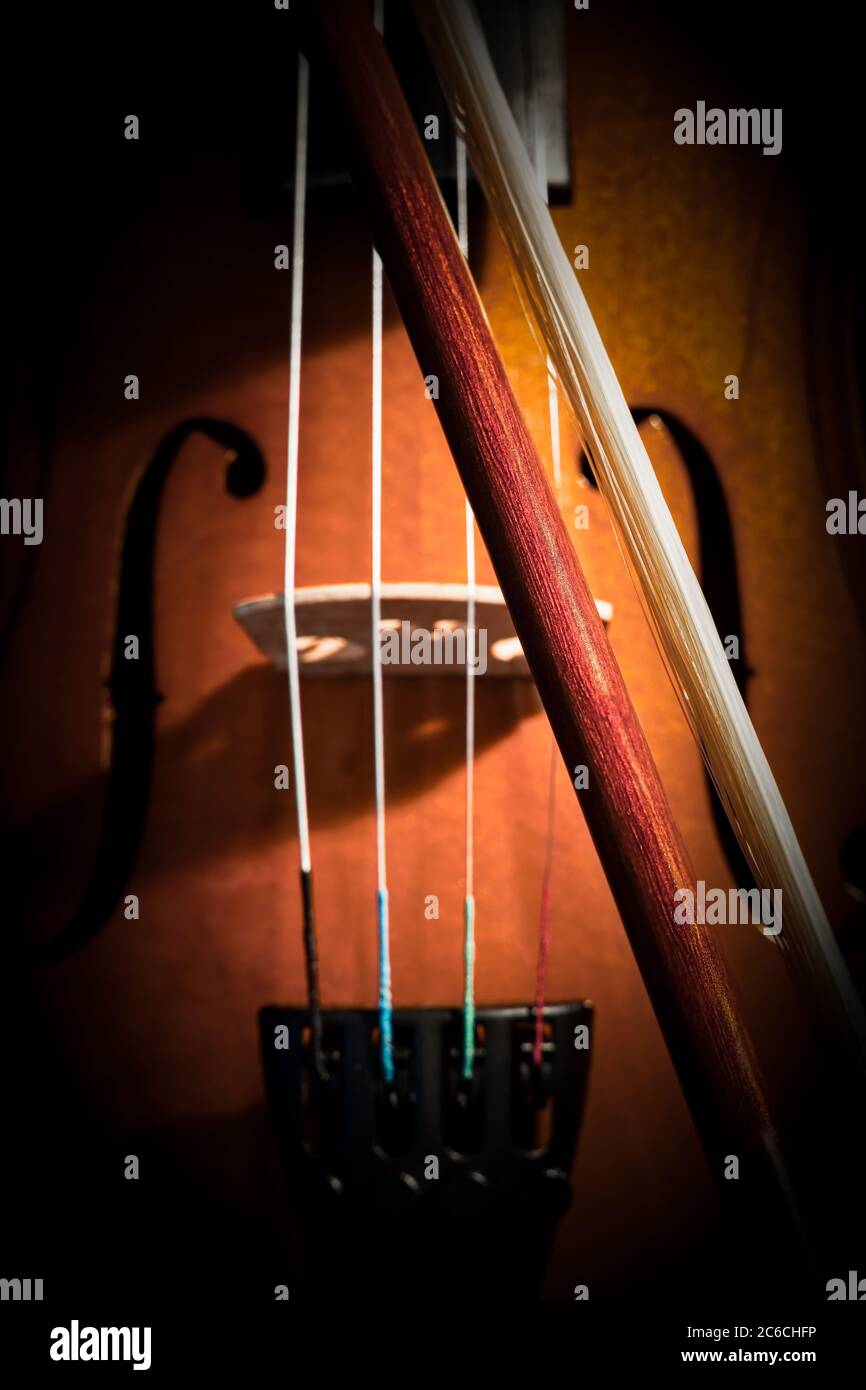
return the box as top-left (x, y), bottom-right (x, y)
top-left (305, 0), bottom-right (797, 1231)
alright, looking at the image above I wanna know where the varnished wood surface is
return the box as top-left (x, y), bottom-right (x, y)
top-left (3, 0), bottom-right (865, 1297)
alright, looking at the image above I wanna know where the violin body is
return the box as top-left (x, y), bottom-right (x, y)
top-left (3, 0), bottom-right (864, 1304)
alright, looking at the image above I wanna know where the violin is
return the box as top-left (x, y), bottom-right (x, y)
top-left (3, 0), bottom-right (865, 1325)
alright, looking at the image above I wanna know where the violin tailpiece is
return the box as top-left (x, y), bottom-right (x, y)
top-left (259, 1002), bottom-right (592, 1296)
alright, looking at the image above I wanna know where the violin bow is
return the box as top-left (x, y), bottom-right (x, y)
top-left (303, 0), bottom-right (805, 1245)
top-left (414, 0), bottom-right (866, 1081)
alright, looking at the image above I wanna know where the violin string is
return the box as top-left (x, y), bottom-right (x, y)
top-left (371, 0), bottom-right (394, 1085)
top-left (533, 357), bottom-right (561, 1065)
top-left (528, 50), bottom-right (560, 1068)
top-left (456, 131), bottom-right (477, 1081)
top-left (533, 744), bottom-right (558, 1066)
top-left (282, 52), bottom-right (325, 1080)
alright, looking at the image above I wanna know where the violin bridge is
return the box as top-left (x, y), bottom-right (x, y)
top-left (234, 582), bottom-right (612, 678)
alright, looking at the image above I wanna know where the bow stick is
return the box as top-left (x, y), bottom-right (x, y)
top-left (303, 0), bottom-right (803, 1242)
top-left (415, 0), bottom-right (866, 1081)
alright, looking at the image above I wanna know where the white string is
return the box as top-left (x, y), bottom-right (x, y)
top-left (370, 0), bottom-right (394, 1080)
top-left (457, 133), bottom-right (475, 905)
top-left (371, 246), bottom-right (387, 894)
top-left (282, 52), bottom-right (312, 874)
top-left (465, 488), bottom-right (476, 901)
top-left (528, 41), bottom-right (560, 1054)
top-left (371, 0), bottom-right (387, 897)
top-left (456, 131), bottom-right (477, 1076)
top-left (456, 129), bottom-right (469, 261)
top-left (527, 59), bottom-right (562, 492)
top-left (546, 362), bottom-right (561, 492)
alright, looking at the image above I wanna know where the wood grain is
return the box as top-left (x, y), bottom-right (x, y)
top-left (308, 0), bottom-right (785, 1189)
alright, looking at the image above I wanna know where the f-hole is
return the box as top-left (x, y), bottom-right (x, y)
top-left (31, 418), bottom-right (267, 963)
top-left (579, 407), bottom-right (755, 888)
